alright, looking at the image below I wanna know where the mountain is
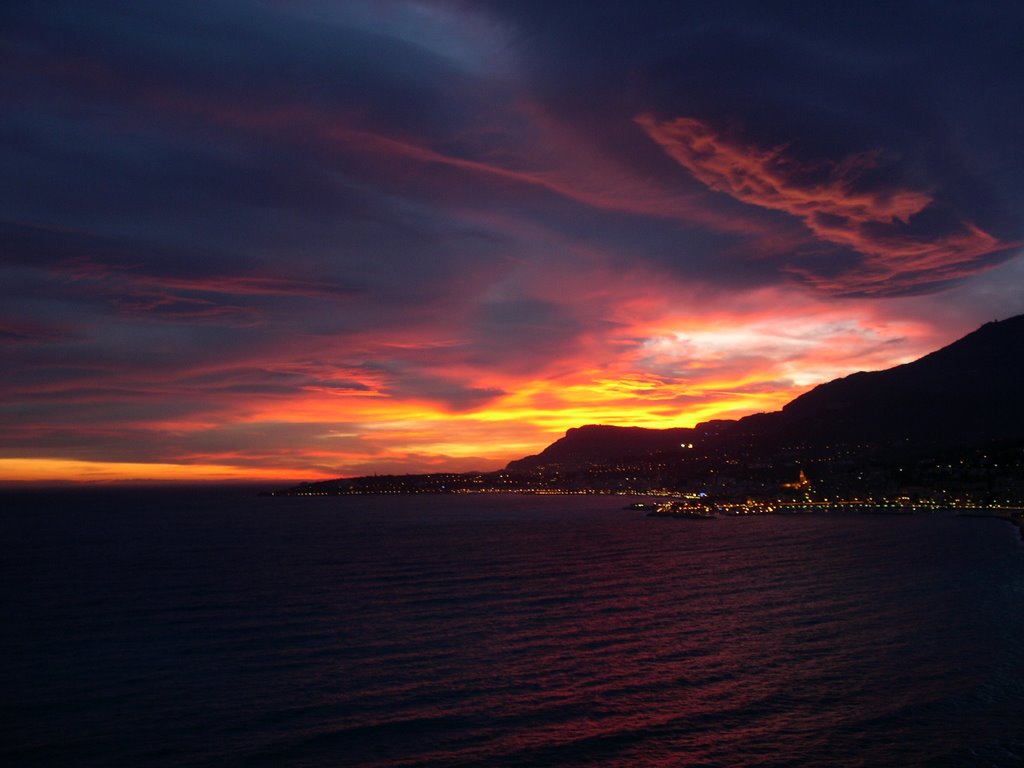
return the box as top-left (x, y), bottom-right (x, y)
top-left (506, 425), bottom-right (696, 472)
top-left (507, 315), bottom-right (1024, 471)
top-left (728, 314), bottom-right (1024, 448)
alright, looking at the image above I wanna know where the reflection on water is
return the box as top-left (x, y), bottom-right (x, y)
top-left (2, 489), bottom-right (1022, 766)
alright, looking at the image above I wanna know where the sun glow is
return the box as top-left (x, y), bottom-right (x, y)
top-left (0, 459), bottom-right (327, 484)
top-left (2, 305), bottom-right (948, 484)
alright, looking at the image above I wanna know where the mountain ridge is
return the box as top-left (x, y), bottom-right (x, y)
top-left (505, 315), bottom-right (1024, 471)
top-left (278, 315), bottom-right (1024, 499)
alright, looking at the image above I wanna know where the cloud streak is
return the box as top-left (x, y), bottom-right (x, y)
top-left (637, 115), bottom-right (1018, 295)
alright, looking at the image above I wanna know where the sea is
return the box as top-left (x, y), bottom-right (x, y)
top-left (2, 488), bottom-right (1023, 767)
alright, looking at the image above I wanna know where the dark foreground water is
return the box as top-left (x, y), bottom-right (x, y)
top-left (2, 489), bottom-right (1023, 767)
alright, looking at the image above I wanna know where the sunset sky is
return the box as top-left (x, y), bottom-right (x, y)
top-left (3, 1), bottom-right (1023, 483)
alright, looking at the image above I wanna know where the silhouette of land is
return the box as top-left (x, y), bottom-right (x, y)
top-left (272, 316), bottom-right (1024, 515)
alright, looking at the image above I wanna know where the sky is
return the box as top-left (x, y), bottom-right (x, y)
top-left (2, 1), bottom-right (1023, 483)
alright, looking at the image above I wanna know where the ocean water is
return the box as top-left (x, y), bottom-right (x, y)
top-left (1, 488), bottom-right (1022, 767)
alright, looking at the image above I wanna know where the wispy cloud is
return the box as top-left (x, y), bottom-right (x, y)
top-left (637, 115), bottom-right (1018, 295)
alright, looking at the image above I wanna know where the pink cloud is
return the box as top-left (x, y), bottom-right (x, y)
top-left (636, 115), bottom-right (1018, 295)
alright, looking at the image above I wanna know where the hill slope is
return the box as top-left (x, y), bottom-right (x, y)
top-left (730, 314), bottom-right (1024, 448)
top-left (509, 315), bottom-right (1024, 469)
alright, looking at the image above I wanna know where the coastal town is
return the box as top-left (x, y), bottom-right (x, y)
top-left (270, 317), bottom-right (1024, 539)
top-left (269, 434), bottom-right (1024, 535)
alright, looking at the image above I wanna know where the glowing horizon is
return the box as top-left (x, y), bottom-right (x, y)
top-left (2, 3), bottom-right (1022, 483)
top-left (0, 296), bottom-right (994, 483)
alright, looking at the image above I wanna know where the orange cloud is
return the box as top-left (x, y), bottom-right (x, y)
top-left (0, 299), bottom-right (953, 483)
top-left (8, 236), bottom-right (964, 480)
top-left (8, 55), bottom-right (1011, 484)
top-left (636, 115), bottom-right (1017, 295)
